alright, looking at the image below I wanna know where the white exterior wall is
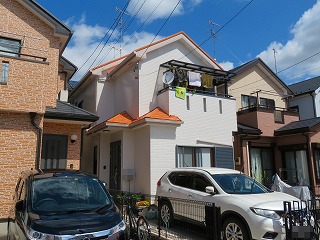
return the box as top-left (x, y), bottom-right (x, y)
top-left (289, 94), bottom-right (314, 120)
top-left (98, 133), bottom-right (110, 184)
top-left (72, 79), bottom-right (97, 114)
top-left (139, 41), bottom-right (210, 116)
top-left (96, 80), bottom-right (115, 124)
top-left (159, 90), bottom-right (237, 146)
top-left (121, 130), bottom-right (135, 192)
top-left (150, 125), bottom-right (177, 194)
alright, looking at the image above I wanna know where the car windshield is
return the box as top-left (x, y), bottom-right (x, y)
top-left (211, 173), bottom-right (270, 194)
top-left (31, 175), bottom-right (112, 213)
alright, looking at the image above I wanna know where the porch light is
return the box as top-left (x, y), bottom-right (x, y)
top-left (70, 134), bottom-right (77, 143)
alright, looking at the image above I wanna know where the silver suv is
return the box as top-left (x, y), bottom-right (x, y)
top-left (156, 167), bottom-right (301, 240)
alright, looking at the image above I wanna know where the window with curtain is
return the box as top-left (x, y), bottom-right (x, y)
top-left (250, 148), bottom-right (274, 186)
top-left (284, 150), bottom-right (309, 185)
top-left (314, 149), bottom-right (320, 182)
top-left (0, 37), bottom-right (21, 57)
top-left (241, 95), bottom-right (257, 109)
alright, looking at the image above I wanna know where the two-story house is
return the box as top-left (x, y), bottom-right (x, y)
top-left (230, 58), bottom-right (320, 196)
top-left (0, 0), bottom-right (98, 220)
top-left (69, 31), bottom-right (237, 195)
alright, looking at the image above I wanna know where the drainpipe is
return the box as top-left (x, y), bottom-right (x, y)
top-left (30, 112), bottom-right (42, 169)
top-left (303, 132), bottom-right (315, 193)
top-left (310, 92), bottom-right (317, 118)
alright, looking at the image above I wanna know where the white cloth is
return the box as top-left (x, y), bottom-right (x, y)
top-left (188, 72), bottom-right (201, 87)
top-left (271, 174), bottom-right (311, 201)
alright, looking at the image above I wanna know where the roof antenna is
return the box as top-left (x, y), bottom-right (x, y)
top-left (209, 20), bottom-right (220, 61)
top-left (116, 7), bottom-right (129, 57)
top-left (273, 48), bottom-right (278, 74)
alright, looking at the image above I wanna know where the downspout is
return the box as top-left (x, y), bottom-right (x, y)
top-left (303, 132), bottom-right (315, 192)
top-left (30, 112), bottom-right (42, 169)
top-left (310, 92), bottom-right (317, 118)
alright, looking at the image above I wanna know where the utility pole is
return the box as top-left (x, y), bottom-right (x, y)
top-left (116, 7), bottom-right (129, 57)
top-left (208, 20), bottom-right (220, 61)
top-left (273, 48), bottom-right (278, 74)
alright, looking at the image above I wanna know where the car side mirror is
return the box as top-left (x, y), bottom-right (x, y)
top-left (15, 200), bottom-right (25, 212)
top-left (205, 186), bottom-right (216, 195)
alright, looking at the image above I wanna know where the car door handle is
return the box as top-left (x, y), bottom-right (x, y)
top-left (189, 194), bottom-right (193, 198)
top-left (168, 188), bottom-right (172, 192)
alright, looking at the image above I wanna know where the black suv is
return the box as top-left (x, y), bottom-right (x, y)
top-left (7, 169), bottom-right (126, 240)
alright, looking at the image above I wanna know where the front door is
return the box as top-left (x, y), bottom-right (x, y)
top-left (41, 134), bottom-right (68, 169)
top-left (109, 141), bottom-right (121, 190)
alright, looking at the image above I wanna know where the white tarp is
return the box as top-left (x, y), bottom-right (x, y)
top-left (271, 174), bottom-right (311, 201)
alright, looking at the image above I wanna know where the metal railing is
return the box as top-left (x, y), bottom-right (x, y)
top-left (110, 190), bottom-right (221, 240)
top-left (283, 199), bottom-right (320, 239)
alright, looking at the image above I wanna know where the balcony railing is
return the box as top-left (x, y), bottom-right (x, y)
top-left (0, 49), bottom-right (47, 62)
top-left (158, 86), bottom-right (232, 98)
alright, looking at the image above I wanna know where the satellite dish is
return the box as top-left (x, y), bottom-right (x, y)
top-left (162, 71), bottom-right (174, 84)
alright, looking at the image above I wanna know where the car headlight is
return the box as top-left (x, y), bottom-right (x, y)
top-left (250, 207), bottom-right (281, 220)
top-left (110, 220), bottom-right (126, 235)
top-left (27, 228), bottom-right (57, 240)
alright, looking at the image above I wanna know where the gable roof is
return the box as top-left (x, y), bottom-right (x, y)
top-left (45, 100), bottom-right (99, 123)
top-left (231, 58), bottom-right (293, 95)
top-left (288, 76), bottom-right (320, 96)
top-left (71, 31), bottom-right (223, 92)
top-left (274, 117), bottom-right (320, 136)
top-left (87, 107), bottom-right (183, 134)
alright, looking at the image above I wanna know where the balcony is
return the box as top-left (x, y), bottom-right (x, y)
top-left (237, 105), bottom-right (300, 137)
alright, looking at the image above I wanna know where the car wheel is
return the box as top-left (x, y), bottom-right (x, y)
top-left (160, 201), bottom-right (173, 226)
top-left (223, 217), bottom-right (250, 240)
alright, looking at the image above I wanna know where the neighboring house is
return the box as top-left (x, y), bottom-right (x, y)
top-left (288, 76), bottom-right (320, 120)
top-left (230, 58), bottom-right (320, 196)
top-left (0, 0), bottom-right (98, 220)
top-left (69, 32), bottom-right (237, 195)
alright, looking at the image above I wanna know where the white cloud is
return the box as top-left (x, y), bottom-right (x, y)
top-left (219, 61), bottom-right (234, 71)
top-left (63, 18), bottom-right (163, 81)
top-left (127, 0), bottom-right (202, 23)
top-left (257, 1), bottom-right (320, 84)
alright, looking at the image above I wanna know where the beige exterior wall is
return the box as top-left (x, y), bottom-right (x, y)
top-left (229, 64), bottom-right (288, 111)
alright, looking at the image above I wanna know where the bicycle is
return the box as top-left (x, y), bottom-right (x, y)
top-left (122, 196), bottom-right (151, 240)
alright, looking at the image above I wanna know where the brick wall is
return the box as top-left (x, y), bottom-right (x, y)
top-left (0, 0), bottom-right (61, 112)
top-left (43, 122), bottom-right (82, 170)
top-left (0, 112), bottom-right (43, 219)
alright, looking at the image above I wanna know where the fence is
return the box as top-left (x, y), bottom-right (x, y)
top-left (283, 199), bottom-right (320, 239)
top-left (109, 190), bottom-right (221, 240)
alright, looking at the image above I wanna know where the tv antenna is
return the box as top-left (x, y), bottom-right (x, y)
top-left (116, 7), bottom-right (129, 57)
top-left (109, 44), bottom-right (121, 59)
top-left (273, 48), bottom-right (278, 74)
top-left (209, 20), bottom-right (220, 60)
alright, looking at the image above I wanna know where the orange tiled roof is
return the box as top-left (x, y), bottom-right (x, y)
top-left (105, 107), bottom-right (181, 125)
top-left (134, 107), bottom-right (181, 123)
top-left (107, 111), bottom-right (134, 124)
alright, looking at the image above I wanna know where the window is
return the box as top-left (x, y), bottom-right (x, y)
top-left (193, 174), bottom-right (212, 192)
top-left (241, 95), bottom-right (257, 109)
top-left (1, 61), bottom-right (9, 84)
top-left (283, 150), bottom-right (309, 185)
top-left (177, 146), bottom-right (212, 167)
top-left (260, 98), bottom-right (275, 109)
top-left (174, 172), bottom-right (193, 189)
top-left (0, 37), bottom-right (20, 57)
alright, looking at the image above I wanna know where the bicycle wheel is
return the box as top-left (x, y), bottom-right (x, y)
top-left (137, 216), bottom-right (151, 240)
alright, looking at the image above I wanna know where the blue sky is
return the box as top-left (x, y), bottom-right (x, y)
top-left (36, 0), bottom-right (320, 84)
